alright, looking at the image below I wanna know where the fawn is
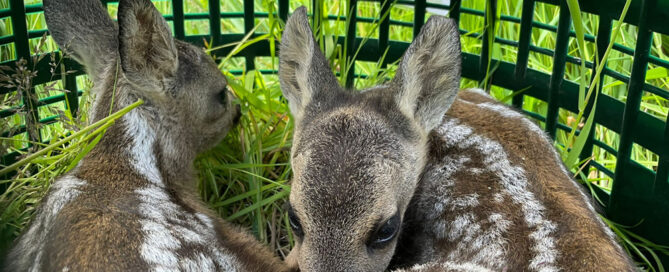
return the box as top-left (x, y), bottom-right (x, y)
top-left (4, 0), bottom-right (289, 271)
top-left (279, 7), bottom-right (635, 272)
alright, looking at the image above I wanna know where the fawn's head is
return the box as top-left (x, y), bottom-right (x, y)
top-left (45, 0), bottom-right (239, 164)
top-left (115, 0), bottom-right (240, 157)
top-left (280, 7), bottom-right (461, 272)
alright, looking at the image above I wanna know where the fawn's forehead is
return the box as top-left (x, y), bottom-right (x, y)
top-left (295, 89), bottom-right (421, 152)
top-left (294, 106), bottom-right (409, 164)
top-left (290, 108), bottom-right (412, 216)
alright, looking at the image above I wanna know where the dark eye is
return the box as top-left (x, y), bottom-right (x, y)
top-left (217, 89), bottom-right (228, 104)
top-left (368, 213), bottom-right (400, 249)
top-left (288, 207), bottom-right (304, 238)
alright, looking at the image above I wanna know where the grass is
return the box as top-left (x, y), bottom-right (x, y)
top-left (1, 0), bottom-right (668, 269)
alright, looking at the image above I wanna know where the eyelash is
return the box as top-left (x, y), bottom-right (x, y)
top-left (288, 208), bottom-right (304, 237)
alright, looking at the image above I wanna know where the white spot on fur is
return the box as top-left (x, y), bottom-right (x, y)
top-left (135, 184), bottom-right (242, 271)
top-left (399, 261), bottom-right (494, 272)
top-left (437, 117), bottom-right (559, 271)
top-left (450, 194), bottom-right (480, 210)
top-left (140, 220), bottom-right (180, 267)
top-left (469, 167), bottom-right (484, 174)
top-left (493, 193), bottom-right (504, 203)
top-left (468, 213), bottom-right (512, 266)
top-left (196, 213), bottom-right (214, 229)
top-left (12, 176), bottom-right (86, 271)
top-left (473, 101), bottom-right (620, 247)
top-left (447, 213), bottom-right (479, 242)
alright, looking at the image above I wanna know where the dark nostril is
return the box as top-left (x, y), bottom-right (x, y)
top-left (233, 104), bottom-right (242, 125)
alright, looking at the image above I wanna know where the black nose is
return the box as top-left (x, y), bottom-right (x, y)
top-left (233, 104), bottom-right (242, 125)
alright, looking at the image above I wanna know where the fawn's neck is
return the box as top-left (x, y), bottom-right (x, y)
top-left (78, 77), bottom-right (196, 191)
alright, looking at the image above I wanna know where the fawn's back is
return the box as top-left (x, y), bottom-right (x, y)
top-left (392, 89), bottom-right (635, 271)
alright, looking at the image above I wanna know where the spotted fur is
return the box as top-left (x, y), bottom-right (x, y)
top-left (279, 7), bottom-right (635, 272)
top-left (4, 0), bottom-right (287, 271)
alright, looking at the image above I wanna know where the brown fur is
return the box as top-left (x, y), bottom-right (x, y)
top-left (391, 90), bottom-right (634, 271)
top-left (279, 7), bottom-right (635, 272)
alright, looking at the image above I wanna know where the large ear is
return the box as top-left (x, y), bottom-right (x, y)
top-left (118, 0), bottom-right (178, 93)
top-left (43, 0), bottom-right (118, 83)
top-left (279, 7), bottom-right (340, 123)
top-left (392, 16), bottom-right (461, 133)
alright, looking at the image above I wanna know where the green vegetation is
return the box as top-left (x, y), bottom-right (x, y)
top-left (1, 0), bottom-right (667, 269)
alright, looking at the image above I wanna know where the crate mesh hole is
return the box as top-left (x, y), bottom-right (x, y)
top-left (28, 35), bottom-right (57, 55)
top-left (106, 3), bottom-right (119, 19)
top-left (357, 22), bottom-right (379, 39)
top-left (25, 12), bottom-right (46, 31)
top-left (185, 0), bottom-right (208, 13)
top-left (358, 2), bottom-right (381, 19)
top-left (221, 18), bottom-right (244, 34)
top-left (497, 20), bottom-right (520, 45)
top-left (39, 117), bottom-right (66, 141)
top-left (631, 143), bottom-right (659, 173)
top-left (0, 42), bottom-right (16, 61)
top-left (254, 1), bottom-right (277, 13)
top-left (185, 19), bottom-right (210, 36)
top-left (461, 34), bottom-right (481, 55)
top-left (4, 132), bottom-right (29, 153)
top-left (426, 3), bottom-right (449, 18)
top-left (533, 2), bottom-right (559, 25)
top-left (640, 91), bottom-right (669, 122)
top-left (601, 75), bottom-right (629, 103)
top-left (644, 63), bottom-right (669, 89)
top-left (152, 1), bottom-right (173, 16)
top-left (254, 18), bottom-right (270, 33)
top-left (289, 1), bottom-right (310, 12)
top-left (388, 25), bottom-right (412, 42)
top-left (220, 56), bottom-right (245, 73)
top-left (390, 4), bottom-right (414, 24)
top-left (564, 61), bottom-right (593, 85)
top-left (459, 12), bottom-right (484, 36)
top-left (1, 17), bottom-right (13, 37)
top-left (254, 56), bottom-right (277, 71)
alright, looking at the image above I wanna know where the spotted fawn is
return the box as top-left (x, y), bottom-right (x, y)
top-left (279, 7), bottom-right (634, 272)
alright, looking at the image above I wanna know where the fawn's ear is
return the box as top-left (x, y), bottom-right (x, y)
top-left (43, 0), bottom-right (118, 83)
top-left (392, 16), bottom-right (461, 133)
top-left (118, 0), bottom-right (178, 94)
top-left (279, 6), bottom-right (341, 123)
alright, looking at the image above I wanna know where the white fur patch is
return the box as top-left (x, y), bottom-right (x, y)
top-left (14, 176), bottom-right (86, 271)
top-left (135, 185), bottom-right (242, 271)
top-left (472, 101), bottom-right (620, 246)
top-left (435, 117), bottom-right (559, 271)
top-left (125, 113), bottom-right (242, 270)
top-left (399, 261), bottom-right (495, 272)
top-left (124, 109), bottom-right (163, 185)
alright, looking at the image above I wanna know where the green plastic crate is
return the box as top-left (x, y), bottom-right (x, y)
top-left (0, 0), bottom-right (668, 267)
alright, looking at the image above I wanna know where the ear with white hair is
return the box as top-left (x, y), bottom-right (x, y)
top-left (118, 0), bottom-right (178, 94)
top-left (392, 16), bottom-right (462, 133)
top-left (279, 6), bottom-right (341, 123)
